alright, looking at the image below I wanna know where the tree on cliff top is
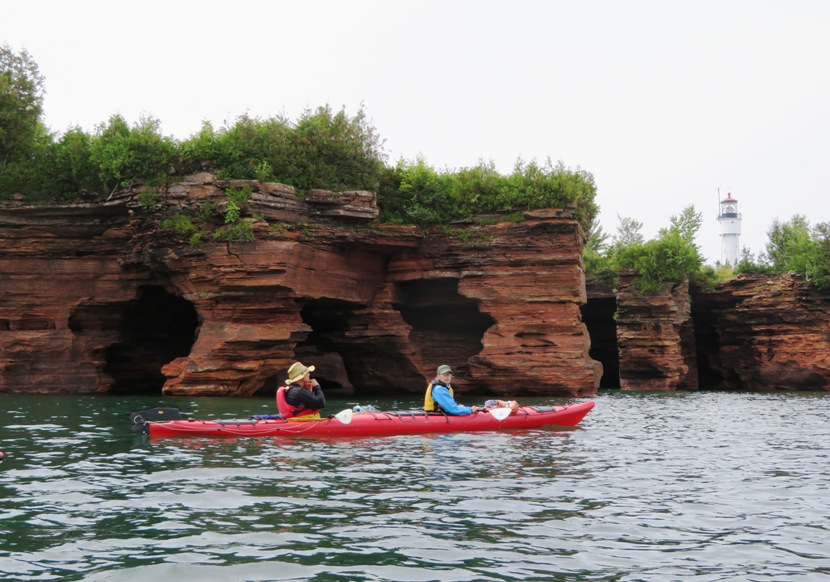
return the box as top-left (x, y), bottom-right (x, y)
top-left (588, 206), bottom-right (705, 294)
top-left (178, 105), bottom-right (387, 193)
top-left (0, 44), bottom-right (45, 167)
top-left (748, 215), bottom-right (830, 289)
top-left (0, 47), bottom-right (599, 230)
top-left (89, 114), bottom-right (175, 195)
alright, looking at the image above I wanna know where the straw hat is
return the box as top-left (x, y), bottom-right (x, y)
top-left (286, 362), bottom-right (315, 384)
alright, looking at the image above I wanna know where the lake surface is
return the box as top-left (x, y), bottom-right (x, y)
top-left (1, 391), bottom-right (828, 581)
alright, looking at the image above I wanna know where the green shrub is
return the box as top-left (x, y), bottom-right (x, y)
top-left (136, 190), bottom-right (157, 211)
top-left (0, 123), bottom-right (64, 202)
top-left (185, 105), bottom-right (386, 195)
top-left (194, 200), bottom-right (215, 222)
top-left (291, 105), bottom-right (386, 192)
top-left (212, 220), bottom-right (254, 243)
top-left (52, 127), bottom-right (101, 196)
top-left (807, 222), bottom-right (830, 289)
top-left (206, 114), bottom-right (292, 181)
top-left (177, 121), bottom-right (218, 174)
top-left (614, 206), bottom-right (703, 294)
top-left (378, 156), bottom-right (596, 231)
top-left (394, 157), bottom-right (459, 225)
top-left (89, 114), bottom-right (175, 195)
top-left (162, 213), bottom-right (198, 235)
top-left (223, 186), bottom-right (251, 224)
top-left (254, 160), bottom-right (272, 182)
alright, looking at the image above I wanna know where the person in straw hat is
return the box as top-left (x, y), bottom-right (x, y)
top-left (277, 361), bottom-right (326, 419)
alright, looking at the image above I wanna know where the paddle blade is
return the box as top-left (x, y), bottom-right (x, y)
top-left (334, 408), bottom-right (353, 424)
top-left (488, 407), bottom-right (512, 421)
top-left (130, 407), bottom-right (182, 423)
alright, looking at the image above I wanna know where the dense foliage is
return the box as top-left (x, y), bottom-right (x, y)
top-left (378, 157), bottom-right (597, 230)
top-left (736, 215), bottom-right (830, 289)
top-left (587, 209), bottom-right (830, 293)
top-left (0, 44), bottom-right (49, 198)
top-left (0, 45), bottom-right (598, 233)
top-left (178, 106), bottom-right (387, 193)
top-left (587, 206), bottom-right (707, 294)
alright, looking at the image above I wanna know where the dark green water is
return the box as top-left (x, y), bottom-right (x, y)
top-left (1, 391), bottom-right (828, 581)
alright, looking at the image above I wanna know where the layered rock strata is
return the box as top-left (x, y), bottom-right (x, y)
top-left (615, 272), bottom-right (698, 391)
top-left (0, 176), bottom-right (600, 398)
top-left (693, 273), bottom-right (830, 390)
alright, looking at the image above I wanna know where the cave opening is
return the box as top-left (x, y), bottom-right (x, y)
top-left (581, 295), bottom-right (620, 389)
top-left (103, 285), bottom-right (199, 393)
top-left (288, 298), bottom-right (359, 395)
top-left (393, 278), bottom-right (494, 378)
top-left (270, 279), bottom-right (495, 398)
top-left (691, 300), bottom-right (724, 389)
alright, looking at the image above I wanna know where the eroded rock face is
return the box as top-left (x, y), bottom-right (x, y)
top-left (0, 178), bottom-right (600, 398)
top-left (0, 202), bottom-right (156, 393)
top-left (388, 211), bottom-right (602, 398)
top-left (693, 273), bottom-right (830, 391)
top-left (615, 273), bottom-right (698, 391)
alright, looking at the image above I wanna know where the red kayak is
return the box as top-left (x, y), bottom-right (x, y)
top-left (131, 401), bottom-right (595, 439)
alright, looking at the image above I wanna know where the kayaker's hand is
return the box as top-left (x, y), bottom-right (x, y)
top-left (471, 406), bottom-right (480, 413)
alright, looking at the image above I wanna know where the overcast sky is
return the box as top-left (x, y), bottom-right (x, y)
top-left (4, 0), bottom-right (829, 263)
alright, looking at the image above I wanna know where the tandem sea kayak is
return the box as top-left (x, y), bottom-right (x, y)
top-left (131, 401), bottom-right (595, 439)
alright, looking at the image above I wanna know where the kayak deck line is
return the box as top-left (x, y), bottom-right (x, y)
top-left (131, 401), bottom-right (595, 439)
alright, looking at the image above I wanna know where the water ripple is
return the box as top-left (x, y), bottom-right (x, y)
top-left (1, 392), bottom-right (829, 580)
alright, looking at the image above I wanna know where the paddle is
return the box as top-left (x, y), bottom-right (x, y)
top-left (130, 407), bottom-right (182, 423)
top-left (333, 408), bottom-right (354, 424)
top-left (487, 407), bottom-right (512, 421)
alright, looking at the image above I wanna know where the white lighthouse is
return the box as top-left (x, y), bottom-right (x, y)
top-left (717, 192), bottom-right (741, 266)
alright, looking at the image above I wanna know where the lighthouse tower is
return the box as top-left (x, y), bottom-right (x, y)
top-left (717, 192), bottom-right (741, 266)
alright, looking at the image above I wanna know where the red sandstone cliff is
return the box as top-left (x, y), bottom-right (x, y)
top-left (693, 273), bottom-right (830, 390)
top-left (615, 272), bottom-right (699, 391)
top-left (0, 175), bottom-right (600, 398)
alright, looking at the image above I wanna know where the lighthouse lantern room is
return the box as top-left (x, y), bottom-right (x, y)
top-left (717, 192), bottom-right (741, 266)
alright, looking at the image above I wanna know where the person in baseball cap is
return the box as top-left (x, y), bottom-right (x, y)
top-left (423, 364), bottom-right (480, 416)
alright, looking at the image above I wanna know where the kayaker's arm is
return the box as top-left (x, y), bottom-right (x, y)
top-left (286, 384), bottom-right (326, 410)
top-left (431, 385), bottom-right (476, 416)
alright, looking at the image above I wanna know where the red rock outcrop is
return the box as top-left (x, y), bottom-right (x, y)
top-left (692, 273), bottom-right (830, 390)
top-left (387, 209), bottom-right (601, 397)
top-left (0, 202), bottom-right (155, 393)
top-left (0, 176), bottom-right (600, 398)
top-left (615, 272), bottom-right (698, 391)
